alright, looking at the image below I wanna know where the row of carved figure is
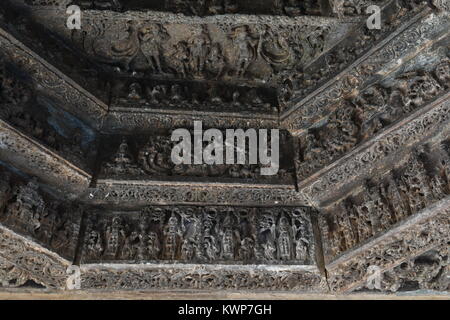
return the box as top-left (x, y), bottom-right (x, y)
top-left (82, 206), bottom-right (316, 264)
top-left (67, 0), bottom-right (376, 17)
top-left (296, 59), bottom-right (450, 179)
top-left (100, 134), bottom-right (294, 180)
top-left (322, 141), bottom-right (450, 258)
top-left (113, 81), bottom-right (278, 113)
top-left (0, 58), bottom-right (94, 171)
top-left (75, 20), bottom-right (324, 83)
top-left (0, 173), bottom-right (81, 259)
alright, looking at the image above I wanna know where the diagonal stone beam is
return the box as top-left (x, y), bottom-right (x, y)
top-left (282, 7), bottom-right (450, 133)
top-left (0, 27), bottom-right (108, 131)
top-left (325, 195), bottom-right (450, 293)
top-left (299, 90), bottom-right (450, 206)
top-left (0, 224), bottom-right (71, 289)
top-left (0, 119), bottom-right (91, 197)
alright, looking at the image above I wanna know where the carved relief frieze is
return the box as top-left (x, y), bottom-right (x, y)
top-left (284, 6), bottom-right (449, 129)
top-left (295, 57), bottom-right (450, 180)
top-left (300, 89), bottom-right (450, 203)
top-left (81, 206), bottom-right (316, 265)
top-left (320, 143), bottom-right (450, 263)
top-left (65, 0), bottom-right (385, 17)
top-left (98, 131), bottom-right (295, 182)
top-left (80, 263), bottom-right (326, 291)
top-left (359, 245), bottom-right (449, 292)
top-left (326, 196), bottom-right (450, 292)
top-left (110, 79), bottom-right (280, 114)
top-left (0, 119), bottom-right (91, 196)
top-left (103, 110), bottom-right (279, 133)
top-left (0, 169), bottom-right (83, 260)
top-left (87, 182), bottom-right (307, 207)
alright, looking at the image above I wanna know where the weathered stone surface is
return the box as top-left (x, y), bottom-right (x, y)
top-left (0, 0), bottom-right (448, 296)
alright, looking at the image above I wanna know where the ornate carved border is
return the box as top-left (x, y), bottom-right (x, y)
top-left (80, 263), bottom-right (326, 291)
top-left (0, 119), bottom-right (91, 196)
top-left (85, 180), bottom-right (308, 207)
top-left (283, 8), bottom-right (449, 131)
top-left (0, 27), bottom-right (107, 130)
top-left (0, 224), bottom-right (70, 289)
top-left (326, 196), bottom-right (450, 292)
top-left (300, 91), bottom-right (450, 204)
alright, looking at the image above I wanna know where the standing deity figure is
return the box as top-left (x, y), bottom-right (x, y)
top-left (384, 175), bottom-right (409, 223)
top-left (8, 179), bottom-right (45, 234)
top-left (104, 217), bottom-right (125, 258)
top-left (335, 209), bottom-right (356, 252)
top-left (139, 25), bottom-right (163, 73)
top-left (147, 231), bottom-right (161, 260)
top-left (86, 229), bottom-right (104, 259)
top-left (277, 216), bottom-right (292, 261)
top-left (220, 213), bottom-right (237, 260)
top-left (229, 26), bottom-right (254, 77)
top-left (163, 212), bottom-right (180, 260)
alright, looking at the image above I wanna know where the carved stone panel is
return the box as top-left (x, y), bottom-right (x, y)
top-left (0, 168), bottom-right (83, 260)
top-left (81, 206), bottom-right (317, 265)
top-left (319, 142), bottom-right (450, 263)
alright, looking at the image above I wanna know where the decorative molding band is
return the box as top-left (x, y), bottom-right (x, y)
top-left (326, 196), bottom-right (450, 293)
top-left (103, 111), bottom-right (279, 134)
top-left (80, 263), bottom-right (326, 292)
top-left (300, 91), bottom-right (450, 204)
top-left (283, 9), bottom-right (449, 131)
top-left (0, 119), bottom-right (91, 196)
top-left (0, 27), bottom-right (108, 131)
top-left (0, 224), bottom-right (70, 289)
top-left (85, 180), bottom-right (307, 207)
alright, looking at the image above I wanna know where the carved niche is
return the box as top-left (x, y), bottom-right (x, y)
top-left (81, 206), bottom-right (316, 265)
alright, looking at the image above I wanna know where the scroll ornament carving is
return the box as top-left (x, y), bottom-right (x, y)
top-left (89, 182), bottom-right (306, 205)
top-left (0, 225), bottom-right (69, 289)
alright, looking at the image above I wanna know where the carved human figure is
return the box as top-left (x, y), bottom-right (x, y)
top-left (277, 216), bottom-right (292, 261)
top-left (0, 172), bottom-right (11, 213)
top-left (434, 60), bottom-right (450, 86)
top-left (229, 26), bottom-right (254, 77)
top-left (147, 231), bottom-right (161, 259)
top-left (163, 212), bottom-right (181, 260)
top-left (384, 175), bottom-right (409, 223)
top-left (220, 213), bottom-right (237, 260)
top-left (104, 216), bottom-right (126, 259)
top-left (239, 237), bottom-right (255, 260)
top-left (85, 229), bottom-right (104, 259)
top-left (188, 26), bottom-right (210, 75)
top-left (103, 138), bottom-right (143, 176)
top-left (7, 179), bottom-right (44, 234)
top-left (138, 24), bottom-right (163, 73)
top-left (334, 210), bottom-right (355, 251)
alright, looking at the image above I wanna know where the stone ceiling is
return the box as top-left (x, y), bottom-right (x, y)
top-left (0, 0), bottom-right (448, 295)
